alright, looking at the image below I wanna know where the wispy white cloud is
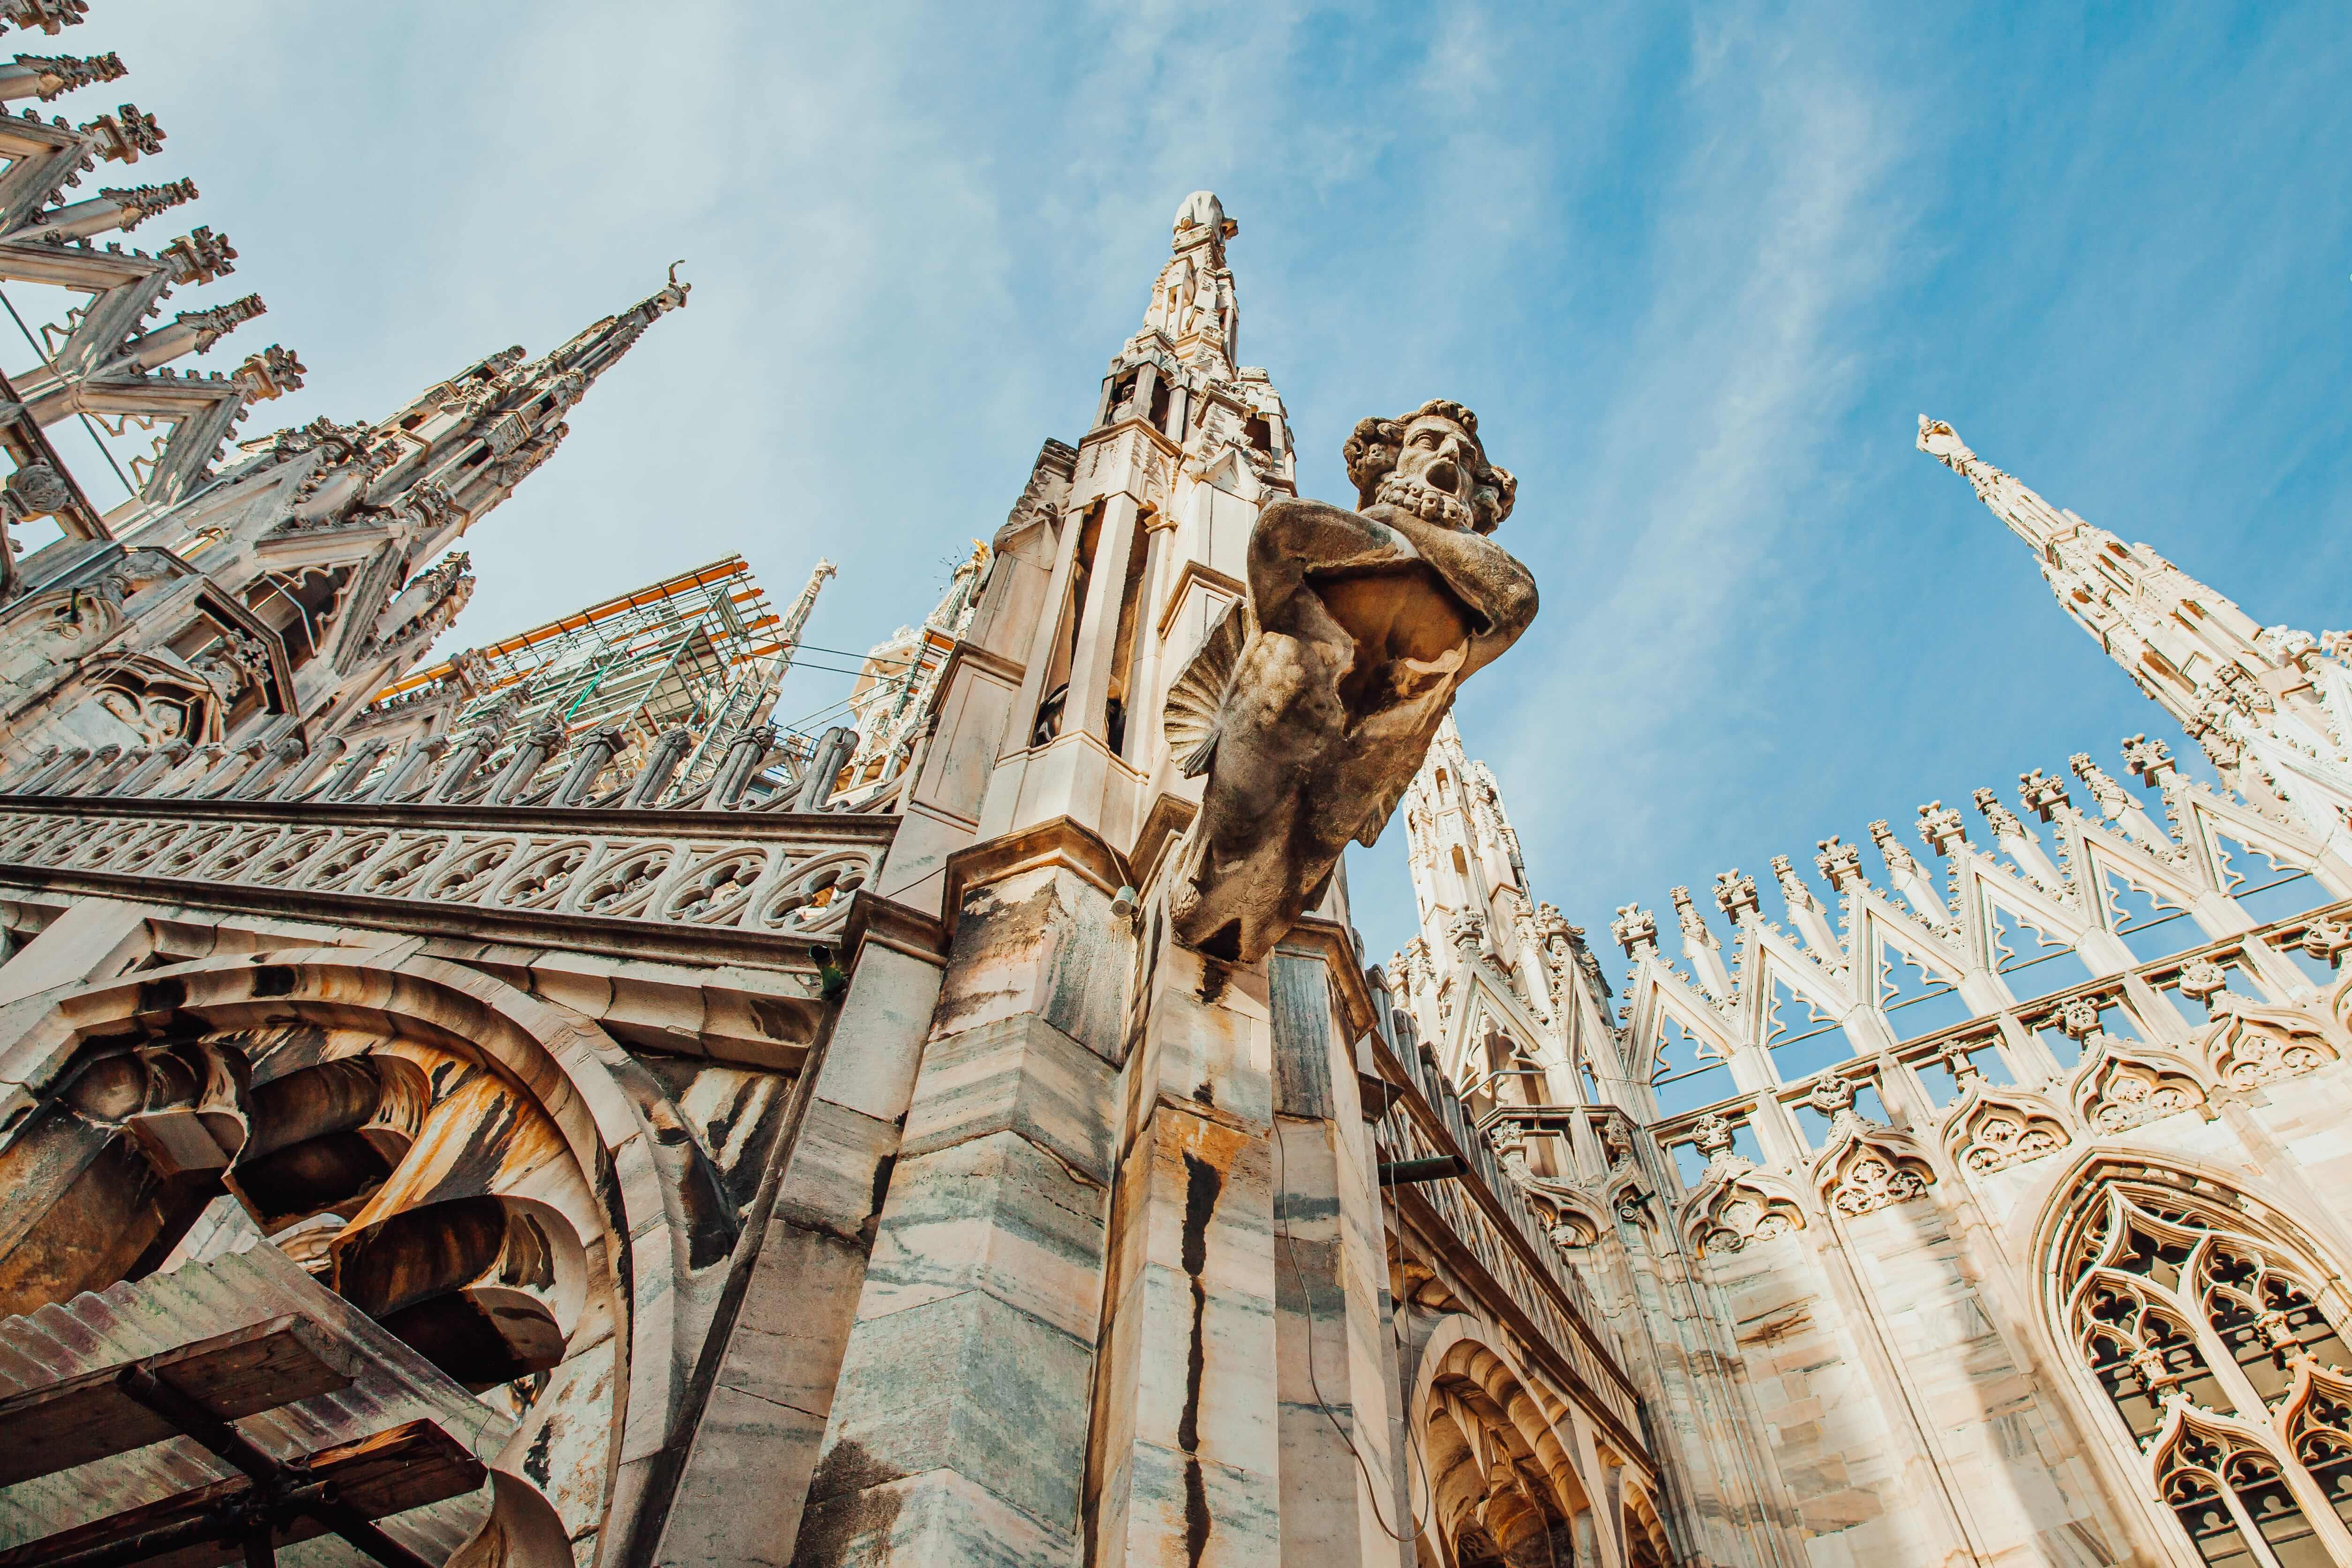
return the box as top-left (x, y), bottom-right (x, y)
top-left (1470, 3), bottom-right (1914, 925)
top-left (57, 0), bottom-right (2352, 970)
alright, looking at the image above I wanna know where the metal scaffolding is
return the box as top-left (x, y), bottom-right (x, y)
top-left (367, 554), bottom-right (818, 802)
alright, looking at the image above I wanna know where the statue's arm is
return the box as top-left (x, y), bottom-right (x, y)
top-left (1245, 497), bottom-right (1414, 623)
top-left (1382, 513), bottom-right (1539, 671)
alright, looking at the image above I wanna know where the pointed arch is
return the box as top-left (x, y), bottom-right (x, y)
top-left (1407, 1315), bottom-right (1607, 1568)
top-left (2039, 1155), bottom-right (2352, 1564)
top-left (1621, 1480), bottom-right (1673, 1568)
top-left (2195, 998), bottom-right (2344, 1093)
top-left (1678, 1157), bottom-right (1806, 1258)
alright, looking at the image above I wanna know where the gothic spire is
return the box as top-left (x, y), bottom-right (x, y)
top-left (1391, 712), bottom-right (1615, 1116)
top-left (1918, 415), bottom-right (2352, 848)
top-left (188, 268), bottom-right (691, 558)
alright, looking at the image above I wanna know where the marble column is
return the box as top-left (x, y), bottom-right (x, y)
top-left (792, 827), bottom-right (1129, 1568)
top-left (1085, 901), bottom-right (1283, 1568)
top-left (1265, 936), bottom-right (1410, 1568)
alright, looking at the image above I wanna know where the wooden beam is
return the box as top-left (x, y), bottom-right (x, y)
top-left (0, 1418), bottom-right (485, 1568)
top-left (0, 1315), bottom-right (354, 1487)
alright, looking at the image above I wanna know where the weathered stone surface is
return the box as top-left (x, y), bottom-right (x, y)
top-left (793, 1467), bottom-right (1072, 1568)
top-left (861, 1130), bottom-right (1110, 1342)
top-left (817, 1285), bottom-right (1096, 1530)
top-left (899, 1012), bottom-right (1116, 1183)
top-left (928, 864), bottom-right (1125, 1064)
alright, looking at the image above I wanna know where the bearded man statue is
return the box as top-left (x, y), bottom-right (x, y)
top-left (1162, 398), bottom-right (1538, 962)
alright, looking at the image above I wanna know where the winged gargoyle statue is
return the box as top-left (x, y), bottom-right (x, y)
top-left (1163, 398), bottom-right (1538, 962)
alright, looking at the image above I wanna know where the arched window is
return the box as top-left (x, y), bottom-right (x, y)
top-left (2053, 1172), bottom-right (2352, 1565)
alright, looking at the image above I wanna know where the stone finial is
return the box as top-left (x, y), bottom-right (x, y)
top-left (1805, 1074), bottom-right (1856, 1118)
top-left (1940, 1042), bottom-right (1984, 1087)
top-left (1814, 836), bottom-right (1863, 892)
top-left (96, 177), bottom-right (195, 226)
top-left (1713, 868), bottom-right (1759, 921)
top-left (1770, 855), bottom-right (1813, 909)
top-left (0, 0), bottom-right (90, 35)
top-left (1918, 800), bottom-right (1967, 855)
top-left (1173, 190), bottom-right (1237, 245)
top-left (2121, 733), bottom-right (2176, 786)
top-left (2057, 997), bottom-right (2104, 1043)
top-left (1972, 787), bottom-right (2025, 838)
top-left (1669, 886), bottom-right (1712, 945)
top-left (232, 345), bottom-right (304, 400)
top-left (82, 101), bottom-right (161, 162)
top-left (161, 225), bottom-right (236, 285)
top-left (1610, 904), bottom-right (1656, 957)
top-left (2257, 624), bottom-right (2319, 669)
top-left (12, 49), bottom-right (123, 98)
top-left (2301, 918), bottom-right (2351, 967)
top-left (167, 294), bottom-right (267, 354)
top-left (2018, 768), bottom-right (2070, 822)
top-left (3, 459), bottom-right (71, 521)
top-left (2068, 753), bottom-right (2132, 819)
top-left (1446, 909), bottom-right (1486, 963)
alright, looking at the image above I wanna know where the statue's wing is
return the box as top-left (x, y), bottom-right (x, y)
top-left (1354, 778), bottom-right (1408, 848)
top-left (1162, 596), bottom-right (1250, 778)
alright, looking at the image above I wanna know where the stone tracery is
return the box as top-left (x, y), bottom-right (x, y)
top-left (2051, 1169), bottom-right (2352, 1565)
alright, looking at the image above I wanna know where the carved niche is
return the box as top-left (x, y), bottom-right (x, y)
top-left (1808, 1091), bottom-right (1935, 1219)
top-left (2190, 989), bottom-right (2342, 1092)
top-left (2068, 1040), bottom-right (2208, 1134)
top-left (1821, 1138), bottom-right (1934, 1218)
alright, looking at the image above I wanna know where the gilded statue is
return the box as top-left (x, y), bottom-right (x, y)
top-left (1163, 398), bottom-right (1538, 961)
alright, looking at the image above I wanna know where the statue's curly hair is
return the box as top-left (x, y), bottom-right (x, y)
top-left (1341, 398), bottom-right (1517, 533)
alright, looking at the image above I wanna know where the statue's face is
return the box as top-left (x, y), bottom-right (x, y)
top-left (1394, 414), bottom-right (1481, 514)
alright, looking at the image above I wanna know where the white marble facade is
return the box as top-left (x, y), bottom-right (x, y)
top-left (1, 13), bottom-right (2350, 1566)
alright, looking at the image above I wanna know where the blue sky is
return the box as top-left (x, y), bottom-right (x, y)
top-left (69, 2), bottom-right (2352, 965)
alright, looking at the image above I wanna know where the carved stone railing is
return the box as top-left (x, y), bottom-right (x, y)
top-left (1609, 737), bottom-right (2352, 1096)
top-left (1645, 898), bottom-right (2352, 1163)
top-left (0, 709), bottom-right (815, 818)
top-left (0, 791), bottom-right (898, 971)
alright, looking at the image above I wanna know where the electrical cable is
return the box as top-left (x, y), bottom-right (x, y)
top-left (782, 641), bottom-right (921, 667)
top-left (1271, 1121), bottom-right (1424, 1545)
top-left (0, 283), bottom-right (138, 500)
top-left (1375, 1101), bottom-right (1440, 1546)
